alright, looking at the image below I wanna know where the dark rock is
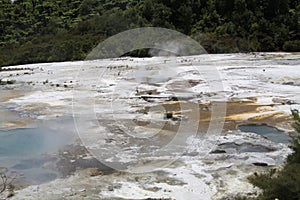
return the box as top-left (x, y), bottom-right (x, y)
top-left (165, 112), bottom-right (173, 119)
top-left (108, 185), bottom-right (114, 191)
top-left (145, 199), bottom-right (173, 200)
top-left (7, 80), bottom-right (16, 84)
top-left (210, 149), bottom-right (227, 154)
top-left (145, 198), bottom-right (173, 200)
top-left (170, 96), bottom-right (179, 101)
top-left (282, 81), bottom-right (294, 85)
top-left (252, 162), bottom-right (268, 167)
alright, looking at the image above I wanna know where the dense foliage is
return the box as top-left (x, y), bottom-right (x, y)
top-left (0, 0), bottom-right (299, 66)
top-left (248, 110), bottom-right (300, 200)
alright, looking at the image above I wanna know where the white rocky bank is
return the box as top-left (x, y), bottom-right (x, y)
top-left (0, 53), bottom-right (300, 199)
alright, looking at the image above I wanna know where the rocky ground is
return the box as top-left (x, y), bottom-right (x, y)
top-left (0, 53), bottom-right (299, 199)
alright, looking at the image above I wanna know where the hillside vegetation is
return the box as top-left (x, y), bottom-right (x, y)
top-left (248, 110), bottom-right (300, 200)
top-left (0, 0), bottom-right (299, 66)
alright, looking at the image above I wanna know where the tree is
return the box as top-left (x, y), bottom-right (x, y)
top-left (141, 0), bottom-right (154, 22)
top-left (0, 0), bottom-right (299, 66)
top-left (248, 110), bottom-right (300, 200)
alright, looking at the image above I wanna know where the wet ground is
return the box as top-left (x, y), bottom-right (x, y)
top-left (238, 124), bottom-right (291, 143)
top-left (0, 53), bottom-right (299, 199)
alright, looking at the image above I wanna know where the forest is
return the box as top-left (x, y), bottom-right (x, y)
top-left (0, 0), bottom-right (299, 67)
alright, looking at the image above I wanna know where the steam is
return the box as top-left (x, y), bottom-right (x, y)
top-left (135, 64), bottom-right (177, 84)
top-left (135, 41), bottom-right (181, 84)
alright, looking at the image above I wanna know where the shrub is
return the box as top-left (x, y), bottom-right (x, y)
top-left (248, 110), bottom-right (300, 200)
top-left (283, 41), bottom-right (300, 52)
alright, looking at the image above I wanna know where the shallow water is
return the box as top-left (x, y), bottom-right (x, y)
top-left (0, 89), bottom-right (76, 184)
top-left (219, 143), bottom-right (273, 153)
top-left (0, 126), bottom-right (73, 184)
top-left (0, 128), bottom-right (70, 157)
top-left (238, 124), bottom-right (291, 143)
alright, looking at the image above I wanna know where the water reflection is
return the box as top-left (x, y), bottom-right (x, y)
top-left (238, 124), bottom-right (291, 143)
